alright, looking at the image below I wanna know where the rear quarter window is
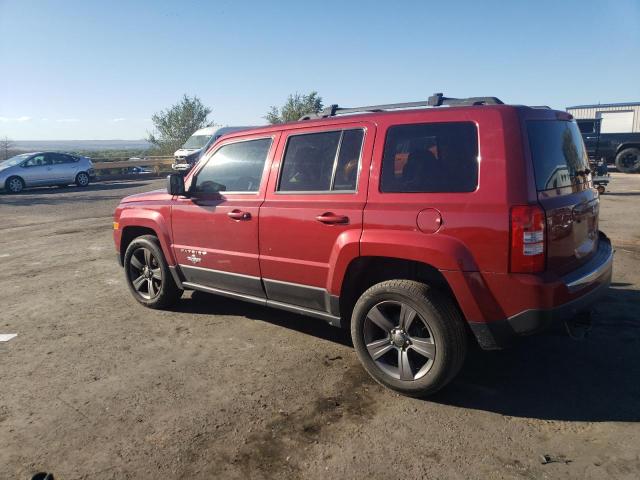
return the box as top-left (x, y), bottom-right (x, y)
top-left (527, 120), bottom-right (589, 191)
top-left (380, 122), bottom-right (479, 193)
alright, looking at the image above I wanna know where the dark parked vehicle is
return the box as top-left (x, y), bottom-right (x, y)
top-left (172, 126), bottom-right (256, 172)
top-left (113, 94), bottom-right (613, 397)
top-left (129, 166), bottom-right (153, 175)
top-left (577, 118), bottom-right (640, 173)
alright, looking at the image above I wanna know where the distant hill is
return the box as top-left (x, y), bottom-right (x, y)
top-left (13, 140), bottom-right (152, 151)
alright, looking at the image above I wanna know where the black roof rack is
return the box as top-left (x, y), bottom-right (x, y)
top-left (300, 93), bottom-right (504, 120)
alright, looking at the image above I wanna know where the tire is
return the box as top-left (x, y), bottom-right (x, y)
top-left (615, 148), bottom-right (640, 174)
top-left (75, 171), bottom-right (90, 187)
top-left (351, 280), bottom-right (467, 397)
top-left (596, 185), bottom-right (606, 195)
top-left (124, 235), bottom-right (182, 309)
top-left (5, 176), bottom-right (25, 194)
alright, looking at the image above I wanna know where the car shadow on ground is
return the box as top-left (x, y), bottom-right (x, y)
top-left (603, 191), bottom-right (640, 197)
top-left (177, 290), bottom-right (352, 347)
top-left (3, 181), bottom-right (150, 196)
top-left (0, 182), bottom-right (153, 206)
top-left (180, 287), bottom-right (640, 422)
top-left (432, 286), bottom-right (640, 422)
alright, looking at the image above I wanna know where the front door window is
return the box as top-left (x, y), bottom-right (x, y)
top-left (192, 138), bottom-right (272, 194)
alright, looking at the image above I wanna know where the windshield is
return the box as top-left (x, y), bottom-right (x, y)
top-left (182, 134), bottom-right (212, 149)
top-left (527, 120), bottom-right (590, 191)
top-left (1, 153), bottom-right (31, 167)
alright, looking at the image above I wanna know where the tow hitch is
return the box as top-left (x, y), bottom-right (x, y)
top-left (564, 311), bottom-right (593, 340)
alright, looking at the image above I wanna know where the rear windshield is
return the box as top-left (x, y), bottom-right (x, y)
top-left (527, 120), bottom-right (589, 191)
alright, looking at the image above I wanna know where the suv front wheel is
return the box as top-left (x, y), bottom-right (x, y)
top-left (5, 176), bottom-right (25, 194)
top-left (124, 235), bottom-right (182, 309)
top-left (351, 280), bottom-right (467, 397)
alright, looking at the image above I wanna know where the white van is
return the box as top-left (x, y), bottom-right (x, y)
top-left (173, 126), bottom-right (256, 170)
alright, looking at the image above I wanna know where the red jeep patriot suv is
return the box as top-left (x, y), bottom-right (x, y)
top-left (113, 93), bottom-right (613, 397)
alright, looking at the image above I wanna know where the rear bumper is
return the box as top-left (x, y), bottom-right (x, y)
top-left (468, 232), bottom-right (613, 349)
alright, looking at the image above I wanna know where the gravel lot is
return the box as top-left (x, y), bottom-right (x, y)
top-left (1, 175), bottom-right (639, 480)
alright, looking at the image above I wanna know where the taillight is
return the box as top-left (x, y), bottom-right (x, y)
top-left (510, 205), bottom-right (546, 273)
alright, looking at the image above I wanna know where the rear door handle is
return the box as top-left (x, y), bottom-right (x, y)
top-left (315, 212), bottom-right (349, 224)
top-left (228, 210), bottom-right (251, 220)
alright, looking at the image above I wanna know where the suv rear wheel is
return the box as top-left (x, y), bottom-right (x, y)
top-left (351, 280), bottom-right (467, 397)
top-left (124, 235), bottom-right (182, 309)
top-left (615, 148), bottom-right (640, 174)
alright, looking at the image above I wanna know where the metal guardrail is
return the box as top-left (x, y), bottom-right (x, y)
top-left (91, 156), bottom-right (174, 170)
top-left (91, 156), bottom-right (174, 178)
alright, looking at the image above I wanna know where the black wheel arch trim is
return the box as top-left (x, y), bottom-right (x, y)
top-left (616, 143), bottom-right (640, 154)
top-left (168, 265), bottom-right (184, 290)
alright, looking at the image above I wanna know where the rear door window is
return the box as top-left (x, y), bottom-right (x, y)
top-left (333, 129), bottom-right (363, 191)
top-left (527, 121), bottom-right (589, 191)
top-left (380, 122), bottom-right (479, 193)
top-left (278, 129), bottom-right (364, 192)
top-left (50, 153), bottom-right (74, 164)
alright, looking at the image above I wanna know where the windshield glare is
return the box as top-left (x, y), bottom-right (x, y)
top-left (183, 135), bottom-right (212, 149)
top-left (1, 153), bottom-right (31, 167)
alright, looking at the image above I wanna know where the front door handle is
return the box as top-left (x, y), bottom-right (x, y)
top-left (315, 212), bottom-right (349, 224)
top-left (228, 210), bottom-right (251, 220)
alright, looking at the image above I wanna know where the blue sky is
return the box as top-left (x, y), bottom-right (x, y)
top-left (1, 0), bottom-right (639, 140)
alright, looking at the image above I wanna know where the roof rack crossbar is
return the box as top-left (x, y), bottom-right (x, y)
top-left (300, 93), bottom-right (504, 120)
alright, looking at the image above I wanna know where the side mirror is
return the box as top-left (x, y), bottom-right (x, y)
top-left (167, 173), bottom-right (186, 196)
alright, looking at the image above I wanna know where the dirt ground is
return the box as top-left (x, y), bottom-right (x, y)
top-left (1, 174), bottom-right (639, 480)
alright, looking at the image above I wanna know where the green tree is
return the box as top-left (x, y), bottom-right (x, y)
top-left (147, 95), bottom-right (213, 154)
top-left (265, 91), bottom-right (323, 124)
